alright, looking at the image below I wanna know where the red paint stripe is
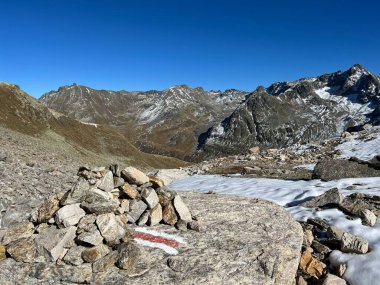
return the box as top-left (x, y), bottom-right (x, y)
top-left (133, 232), bottom-right (179, 248)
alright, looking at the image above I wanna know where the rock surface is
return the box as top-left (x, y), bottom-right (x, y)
top-left (341, 232), bottom-right (369, 254)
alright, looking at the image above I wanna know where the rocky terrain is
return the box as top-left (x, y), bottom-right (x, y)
top-left (0, 82), bottom-right (185, 169)
top-left (197, 64), bottom-right (380, 159)
top-left (40, 84), bottom-right (248, 160)
top-left (40, 65), bottom-right (380, 161)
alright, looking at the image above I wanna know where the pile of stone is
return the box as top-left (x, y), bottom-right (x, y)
top-left (295, 188), bottom-right (378, 285)
top-left (0, 165), bottom-right (198, 282)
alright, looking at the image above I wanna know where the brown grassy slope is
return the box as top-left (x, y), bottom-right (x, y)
top-left (0, 83), bottom-right (186, 169)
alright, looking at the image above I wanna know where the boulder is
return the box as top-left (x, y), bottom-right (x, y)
top-left (81, 244), bottom-right (111, 263)
top-left (35, 226), bottom-right (77, 262)
top-left (61, 178), bottom-right (89, 205)
top-left (173, 195), bottom-right (192, 222)
top-left (81, 188), bottom-right (119, 214)
top-left (63, 245), bottom-right (85, 266)
top-left (322, 274), bottom-right (347, 285)
top-left (116, 242), bottom-right (140, 270)
top-left (127, 200), bottom-right (148, 223)
top-left (121, 183), bottom-right (139, 199)
top-left (136, 210), bottom-right (149, 226)
top-left (300, 188), bottom-right (344, 208)
top-left (148, 204), bottom-right (162, 226)
top-left (359, 209), bottom-right (377, 226)
top-left (313, 159), bottom-right (380, 181)
top-left (6, 236), bottom-right (36, 263)
top-left (92, 251), bottom-right (118, 273)
top-left (339, 192), bottom-right (380, 216)
top-left (76, 226), bottom-right (103, 246)
top-left (55, 203), bottom-right (86, 228)
top-left (141, 188), bottom-right (159, 209)
top-left (2, 221), bottom-right (34, 245)
top-left (98, 171), bottom-right (115, 192)
top-left (341, 232), bottom-right (368, 254)
top-left (96, 213), bottom-right (127, 245)
top-left (121, 167), bottom-right (149, 186)
top-left (162, 203), bottom-right (178, 226)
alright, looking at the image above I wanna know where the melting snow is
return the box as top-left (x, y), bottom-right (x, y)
top-left (336, 129), bottom-right (380, 160)
top-left (170, 175), bottom-right (380, 285)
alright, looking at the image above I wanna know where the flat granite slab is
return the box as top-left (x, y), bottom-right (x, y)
top-left (0, 191), bottom-right (303, 285)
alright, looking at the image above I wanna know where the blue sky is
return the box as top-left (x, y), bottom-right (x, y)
top-left (1, 0), bottom-right (379, 98)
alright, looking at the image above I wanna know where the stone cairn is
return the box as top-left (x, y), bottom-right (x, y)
top-left (0, 165), bottom-right (198, 280)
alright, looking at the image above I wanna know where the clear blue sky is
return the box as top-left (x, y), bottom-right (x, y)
top-left (1, 0), bottom-right (379, 98)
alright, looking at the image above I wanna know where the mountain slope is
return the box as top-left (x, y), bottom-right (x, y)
top-left (0, 82), bottom-right (185, 169)
top-left (40, 84), bottom-right (248, 159)
top-left (196, 65), bottom-right (380, 159)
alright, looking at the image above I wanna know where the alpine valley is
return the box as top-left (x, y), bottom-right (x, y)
top-left (40, 64), bottom-right (380, 161)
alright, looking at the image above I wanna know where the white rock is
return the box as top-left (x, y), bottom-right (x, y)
top-left (359, 209), bottom-right (377, 227)
top-left (55, 203), bottom-right (86, 228)
top-left (173, 195), bottom-right (192, 222)
top-left (121, 167), bottom-right (149, 186)
top-left (98, 171), bottom-right (114, 192)
top-left (341, 232), bottom-right (368, 254)
top-left (35, 226), bottom-right (77, 261)
top-left (141, 188), bottom-right (159, 209)
top-left (96, 213), bottom-right (127, 244)
top-left (322, 273), bottom-right (347, 285)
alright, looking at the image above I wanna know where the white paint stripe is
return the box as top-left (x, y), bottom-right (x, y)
top-left (134, 238), bottom-right (179, 255)
top-left (134, 227), bottom-right (186, 244)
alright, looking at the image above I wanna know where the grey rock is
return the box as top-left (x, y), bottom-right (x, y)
top-left (127, 200), bottom-right (148, 223)
top-left (98, 171), bottom-right (114, 192)
top-left (141, 188), bottom-right (159, 209)
top-left (322, 274), bottom-right (347, 285)
top-left (175, 219), bottom-right (188, 231)
top-left (341, 232), bottom-right (368, 254)
top-left (81, 244), bottom-right (111, 263)
top-left (167, 256), bottom-right (188, 272)
top-left (173, 195), bottom-right (192, 222)
top-left (148, 204), bottom-right (162, 226)
top-left (76, 226), bottom-right (103, 246)
top-left (35, 226), bottom-right (77, 261)
top-left (152, 169), bottom-right (189, 186)
top-left (339, 192), bottom-right (380, 216)
top-left (36, 195), bottom-right (60, 223)
top-left (313, 159), bottom-right (380, 181)
top-left (137, 210), bottom-right (149, 226)
top-left (327, 226), bottom-right (344, 240)
top-left (2, 221), bottom-right (34, 245)
top-left (121, 167), bottom-right (149, 186)
top-left (116, 242), bottom-right (140, 270)
top-left (63, 245), bottom-right (85, 266)
top-left (187, 220), bottom-right (200, 231)
top-left (303, 229), bottom-right (314, 247)
top-left (312, 240), bottom-right (331, 254)
top-left (359, 209), bottom-right (377, 226)
top-left (76, 214), bottom-right (97, 234)
top-left (300, 188), bottom-right (344, 208)
top-left (109, 164), bottom-right (121, 177)
top-left (96, 213), bottom-right (127, 245)
top-left (81, 188), bottom-right (119, 214)
top-left (113, 176), bottom-right (125, 188)
top-left (92, 251), bottom-right (118, 273)
top-left (54, 203), bottom-right (86, 228)
top-left (60, 263), bottom-right (93, 284)
top-left (61, 178), bottom-right (89, 205)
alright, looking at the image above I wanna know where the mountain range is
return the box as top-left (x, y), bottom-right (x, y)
top-left (4, 64), bottom-right (380, 163)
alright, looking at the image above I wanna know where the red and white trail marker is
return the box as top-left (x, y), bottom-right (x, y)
top-left (133, 227), bottom-right (186, 255)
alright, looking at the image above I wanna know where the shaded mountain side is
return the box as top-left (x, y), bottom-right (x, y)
top-left (0, 83), bottom-right (186, 169)
top-left (40, 84), bottom-right (248, 160)
top-left (196, 65), bottom-right (380, 159)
